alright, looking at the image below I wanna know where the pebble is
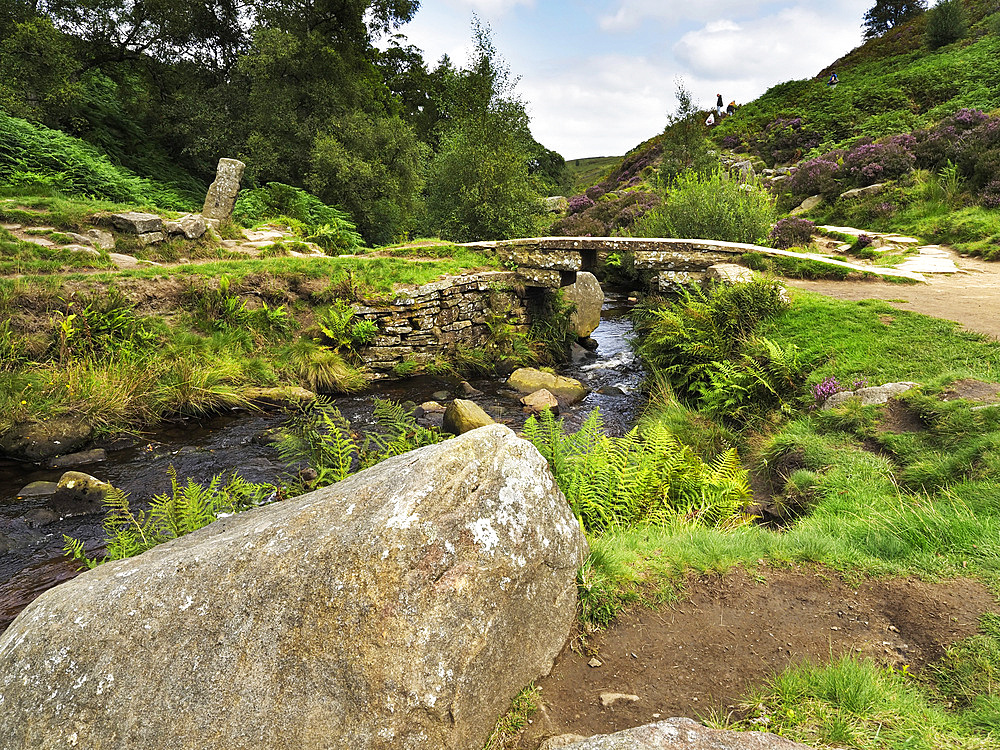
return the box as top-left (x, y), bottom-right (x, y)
top-left (588, 657), bottom-right (603, 668)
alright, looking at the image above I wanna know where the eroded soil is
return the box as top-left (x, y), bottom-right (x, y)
top-left (516, 567), bottom-right (998, 748)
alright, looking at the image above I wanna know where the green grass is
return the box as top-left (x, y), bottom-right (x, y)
top-left (565, 155), bottom-right (622, 195)
top-left (0, 227), bottom-right (114, 274)
top-left (723, 653), bottom-right (999, 749)
top-left (767, 291), bottom-right (1000, 387)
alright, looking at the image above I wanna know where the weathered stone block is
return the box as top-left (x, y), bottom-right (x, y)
top-left (111, 212), bottom-right (163, 234)
top-left (202, 158), bottom-right (245, 221)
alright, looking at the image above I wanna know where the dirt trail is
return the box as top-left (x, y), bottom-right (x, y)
top-left (785, 249), bottom-right (1000, 341)
top-left (516, 567), bottom-right (998, 748)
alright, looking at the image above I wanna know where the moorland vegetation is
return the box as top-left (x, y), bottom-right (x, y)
top-left (5, 0), bottom-right (1000, 748)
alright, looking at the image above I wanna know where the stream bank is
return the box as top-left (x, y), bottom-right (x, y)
top-left (0, 292), bottom-right (645, 632)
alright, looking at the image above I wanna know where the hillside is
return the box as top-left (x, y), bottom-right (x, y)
top-left (716, 1), bottom-right (1000, 162)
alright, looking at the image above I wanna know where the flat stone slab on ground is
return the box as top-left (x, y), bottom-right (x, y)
top-left (20, 235), bottom-right (54, 247)
top-left (894, 246), bottom-right (961, 274)
top-left (541, 718), bottom-right (816, 749)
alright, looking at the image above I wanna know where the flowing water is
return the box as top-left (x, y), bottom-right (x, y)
top-left (0, 293), bottom-right (645, 632)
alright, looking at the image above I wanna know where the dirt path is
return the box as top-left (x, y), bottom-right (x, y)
top-left (516, 567), bottom-right (998, 748)
top-left (785, 249), bottom-right (1000, 341)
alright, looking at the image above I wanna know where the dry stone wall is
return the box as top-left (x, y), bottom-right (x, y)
top-left (354, 271), bottom-right (531, 378)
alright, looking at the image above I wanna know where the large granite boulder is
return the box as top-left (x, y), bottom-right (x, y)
top-left (508, 368), bottom-right (588, 405)
top-left (0, 425), bottom-right (587, 750)
top-left (563, 271), bottom-right (604, 338)
top-left (202, 158), bottom-right (246, 221)
top-left (540, 718), bottom-right (815, 749)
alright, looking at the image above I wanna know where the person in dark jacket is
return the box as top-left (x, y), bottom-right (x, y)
top-left (716, 93), bottom-right (724, 116)
top-left (726, 100), bottom-right (736, 116)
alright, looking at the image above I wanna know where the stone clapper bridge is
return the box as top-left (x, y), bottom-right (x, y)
top-left (464, 235), bottom-right (927, 289)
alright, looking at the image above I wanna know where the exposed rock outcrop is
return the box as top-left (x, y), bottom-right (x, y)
top-left (823, 381), bottom-right (920, 409)
top-left (540, 718), bottom-right (816, 749)
top-left (0, 425), bottom-right (587, 750)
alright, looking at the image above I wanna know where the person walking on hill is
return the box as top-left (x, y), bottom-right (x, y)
top-left (827, 72), bottom-right (839, 87)
top-left (716, 93), bottom-right (724, 116)
top-left (727, 100), bottom-right (736, 116)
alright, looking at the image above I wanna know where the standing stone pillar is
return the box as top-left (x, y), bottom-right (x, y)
top-left (202, 158), bottom-right (246, 223)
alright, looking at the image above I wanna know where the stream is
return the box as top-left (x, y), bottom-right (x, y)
top-left (0, 293), bottom-right (645, 633)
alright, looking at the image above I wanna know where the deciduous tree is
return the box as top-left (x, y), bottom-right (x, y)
top-left (863, 0), bottom-right (927, 39)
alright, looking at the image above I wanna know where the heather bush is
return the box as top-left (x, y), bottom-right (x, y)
top-left (552, 191), bottom-right (660, 236)
top-left (769, 217), bottom-right (815, 249)
top-left (980, 179), bottom-right (1000, 209)
top-left (843, 138), bottom-right (916, 186)
top-left (756, 117), bottom-right (822, 166)
top-left (549, 212), bottom-right (607, 237)
top-left (786, 157), bottom-right (842, 198)
top-left (585, 185), bottom-right (606, 201)
top-left (567, 194), bottom-right (595, 214)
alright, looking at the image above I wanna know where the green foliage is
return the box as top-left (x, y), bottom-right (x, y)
top-left (864, 0), bottom-right (928, 39)
top-left (232, 183), bottom-right (363, 252)
top-left (423, 22), bottom-right (542, 242)
top-left (733, 654), bottom-right (999, 749)
top-left (660, 79), bottom-right (716, 178)
top-left (49, 289), bottom-right (160, 363)
top-left (307, 112), bottom-right (427, 246)
top-left (317, 301), bottom-right (376, 350)
top-left (631, 169), bottom-right (777, 245)
top-left (482, 685), bottom-right (541, 750)
top-left (925, 0), bottom-right (968, 49)
top-left (0, 112), bottom-right (194, 208)
top-left (931, 613), bottom-right (1000, 710)
top-left (524, 409), bottom-right (751, 533)
top-left (283, 338), bottom-right (366, 394)
top-left (63, 468), bottom-right (275, 568)
top-left (634, 280), bottom-right (793, 402)
top-left (278, 398), bottom-right (445, 491)
top-left (696, 335), bottom-right (819, 427)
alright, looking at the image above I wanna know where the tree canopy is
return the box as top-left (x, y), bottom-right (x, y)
top-left (0, 0), bottom-right (564, 244)
top-left (863, 0), bottom-right (927, 39)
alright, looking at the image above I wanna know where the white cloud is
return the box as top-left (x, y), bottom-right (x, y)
top-left (674, 6), bottom-right (864, 83)
top-left (520, 56), bottom-right (671, 159)
top-left (450, 0), bottom-right (534, 15)
top-left (599, 0), bottom-right (775, 31)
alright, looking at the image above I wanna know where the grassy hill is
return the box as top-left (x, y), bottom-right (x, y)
top-left (716, 1), bottom-right (1000, 163)
top-left (564, 156), bottom-right (622, 195)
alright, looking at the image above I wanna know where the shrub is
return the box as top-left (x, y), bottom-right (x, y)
top-left (232, 182), bottom-right (363, 252)
top-left (756, 117), bottom-right (822, 166)
top-left (769, 217), bottom-right (815, 249)
top-left (925, 0), bottom-right (968, 49)
top-left (843, 138), bottom-right (916, 186)
top-left (633, 279), bottom-right (791, 400)
top-left (630, 169), bottom-right (776, 245)
top-left (567, 194), bottom-right (595, 214)
top-left (0, 112), bottom-right (194, 209)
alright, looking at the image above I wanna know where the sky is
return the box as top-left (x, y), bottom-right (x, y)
top-left (393, 0), bottom-right (873, 159)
